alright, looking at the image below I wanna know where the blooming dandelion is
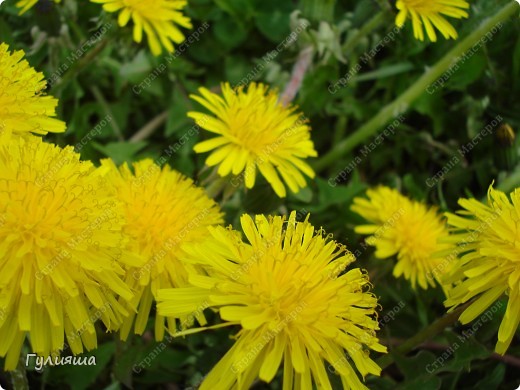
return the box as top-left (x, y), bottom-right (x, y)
top-left (157, 211), bottom-right (386, 389)
top-left (90, 0), bottom-right (192, 56)
top-left (0, 132), bottom-right (142, 370)
top-left (0, 43), bottom-right (65, 136)
top-left (98, 159), bottom-right (223, 341)
top-left (444, 186), bottom-right (520, 354)
top-left (189, 82), bottom-right (318, 198)
top-left (352, 186), bottom-right (452, 289)
top-left (395, 0), bottom-right (470, 41)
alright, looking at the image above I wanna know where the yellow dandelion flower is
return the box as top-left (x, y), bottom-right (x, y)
top-left (188, 83), bottom-right (318, 198)
top-left (15, 0), bottom-right (61, 14)
top-left (98, 159), bottom-right (223, 341)
top-left (351, 186), bottom-right (452, 290)
top-left (395, 0), bottom-right (470, 41)
top-left (0, 132), bottom-right (142, 370)
top-left (157, 211), bottom-right (386, 389)
top-left (0, 43), bottom-right (65, 136)
top-left (90, 0), bottom-right (192, 56)
top-left (444, 186), bottom-right (520, 354)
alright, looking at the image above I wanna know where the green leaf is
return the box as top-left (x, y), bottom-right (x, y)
top-left (397, 375), bottom-right (441, 390)
top-left (473, 364), bottom-right (505, 390)
top-left (300, 65), bottom-right (337, 115)
top-left (413, 93), bottom-right (447, 137)
top-left (243, 180), bottom-right (284, 214)
top-left (394, 350), bottom-right (439, 381)
top-left (288, 186), bottom-right (313, 203)
top-left (119, 50), bottom-right (153, 83)
top-left (255, 10), bottom-right (291, 42)
top-left (158, 349), bottom-right (193, 369)
top-left (213, 0), bottom-right (254, 23)
top-left (447, 50), bottom-right (487, 90)
top-left (113, 345), bottom-right (143, 388)
top-left (435, 332), bottom-right (490, 374)
top-left (92, 141), bottom-right (148, 165)
top-left (403, 173), bottom-right (426, 201)
top-left (165, 89), bottom-right (191, 136)
top-left (0, 18), bottom-right (13, 46)
top-left (214, 18), bottom-right (248, 49)
top-left (352, 63), bottom-right (414, 83)
top-left (102, 382), bottom-right (121, 390)
top-left (49, 342), bottom-right (116, 390)
top-left (309, 177), bottom-right (366, 213)
top-left (224, 55), bottom-right (253, 86)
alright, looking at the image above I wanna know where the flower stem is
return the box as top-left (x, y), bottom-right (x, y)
top-left (50, 37), bottom-right (109, 94)
top-left (376, 303), bottom-right (469, 370)
top-left (281, 46), bottom-right (314, 106)
top-left (314, 2), bottom-right (519, 172)
top-left (10, 354), bottom-right (29, 390)
top-left (129, 110), bottom-right (169, 142)
top-left (204, 174), bottom-right (229, 199)
top-left (90, 85), bottom-right (124, 141)
top-left (342, 11), bottom-right (387, 55)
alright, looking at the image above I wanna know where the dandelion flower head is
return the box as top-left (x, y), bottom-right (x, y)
top-left (395, 0), bottom-right (470, 41)
top-left (444, 186), bottom-right (520, 354)
top-left (352, 186), bottom-right (452, 290)
top-left (0, 132), bottom-right (140, 370)
top-left (90, 0), bottom-right (192, 55)
top-left (157, 211), bottom-right (386, 389)
top-left (98, 158), bottom-right (223, 341)
top-left (0, 43), bottom-right (65, 136)
top-left (189, 82), bottom-right (317, 198)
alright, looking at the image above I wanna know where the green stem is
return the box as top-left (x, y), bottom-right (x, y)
top-left (332, 116), bottom-right (348, 146)
top-left (205, 176), bottom-right (228, 199)
top-left (90, 86), bottom-right (124, 141)
top-left (10, 354), bottom-right (29, 390)
top-left (376, 304), bottom-right (469, 370)
top-left (314, 2), bottom-right (519, 172)
top-left (50, 37), bottom-right (109, 94)
top-left (129, 110), bottom-right (169, 142)
top-left (342, 11), bottom-right (387, 54)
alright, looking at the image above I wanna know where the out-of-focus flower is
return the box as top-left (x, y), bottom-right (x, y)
top-left (352, 186), bottom-right (452, 289)
top-left (90, 0), bottom-right (192, 55)
top-left (0, 43), bottom-right (65, 136)
top-left (444, 186), bottom-right (520, 355)
top-left (98, 159), bottom-right (223, 341)
top-left (395, 0), bottom-right (470, 41)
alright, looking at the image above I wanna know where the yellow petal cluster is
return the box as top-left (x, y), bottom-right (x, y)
top-left (352, 186), bottom-right (452, 289)
top-left (0, 43), bottom-right (65, 136)
top-left (0, 132), bottom-right (141, 370)
top-left (395, 0), bottom-right (470, 41)
top-left (444, 186), bottom-right (520, 354)
top-left (90, 0), bottom-right (192, 55)
top-left (158, 211), bottom-right (386, 389)
top-left (189, 82), bottom-right (317, 198)
top-left (98, 159), bottom-right (223, 341)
